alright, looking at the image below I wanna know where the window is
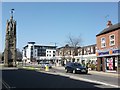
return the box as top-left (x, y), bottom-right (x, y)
top-left (91, 47), bottom-right (93, 53)
top-left (101, 37), bottom-right (106, 48)
top-left (109, 34), bottom-right (115, 46)
top-left (87, 47), bottom-right (90, 51)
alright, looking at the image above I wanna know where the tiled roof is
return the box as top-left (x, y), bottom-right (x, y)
top-left (96, 23), bottom-right (120, 36)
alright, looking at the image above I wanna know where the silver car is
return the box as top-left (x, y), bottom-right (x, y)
top-left (40, 62), bottom-right (52, 68)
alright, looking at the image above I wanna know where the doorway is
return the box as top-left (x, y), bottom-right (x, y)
top-left (100, 58), bottom-right (103, 71)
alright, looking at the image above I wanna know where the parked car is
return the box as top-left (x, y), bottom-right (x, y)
top-left (40, 62), bottom-right (52, 68)
top-left (65, 62), bottom-right (88, 74)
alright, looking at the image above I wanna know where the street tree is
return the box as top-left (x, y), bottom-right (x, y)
top-left (16, 48), bottom-right (22, 61)
top-left (66, 34), bottom-right (82, 62)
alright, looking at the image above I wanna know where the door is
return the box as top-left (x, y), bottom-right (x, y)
top-left (100, 58), bottom-right (103, 71)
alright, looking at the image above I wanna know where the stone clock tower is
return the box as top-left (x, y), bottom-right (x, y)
top-left (4, 9), bottom-right (17, 67)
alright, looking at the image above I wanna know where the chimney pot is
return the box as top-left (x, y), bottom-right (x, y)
top-left (107, 20), bottom-right (112, 28)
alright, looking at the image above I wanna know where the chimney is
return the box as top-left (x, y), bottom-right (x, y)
top-left (107, 20), bottom-right (112, 28)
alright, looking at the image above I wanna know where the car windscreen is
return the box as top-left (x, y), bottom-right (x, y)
top-left (73, 63), bottom-right (82, 66)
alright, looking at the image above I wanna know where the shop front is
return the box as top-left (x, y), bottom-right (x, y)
top-left (96, 48), bottom-right (120, 72)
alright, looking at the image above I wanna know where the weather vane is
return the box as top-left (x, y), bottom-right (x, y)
top-left (10, 9), bottom-right (15, 17)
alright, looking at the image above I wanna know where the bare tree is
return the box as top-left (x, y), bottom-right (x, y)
top-left (16, 48), bottom-right (22, 61)
top-left (67, 34), bottom-right (82, 62)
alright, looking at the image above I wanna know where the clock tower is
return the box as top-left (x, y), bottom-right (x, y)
top-left (4, 9), bottom-right (17, 67)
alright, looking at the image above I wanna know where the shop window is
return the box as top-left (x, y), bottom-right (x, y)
top-left (109, 34), bottom-right (115, 46)
top-left (101, 37), bottom-right (106, 48)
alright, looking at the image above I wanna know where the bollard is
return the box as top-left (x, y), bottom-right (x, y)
top-left (45, 65), bottom-right (49, 71)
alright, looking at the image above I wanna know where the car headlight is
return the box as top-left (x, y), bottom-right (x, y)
top-left (76, 68), bottom-right (80, 70)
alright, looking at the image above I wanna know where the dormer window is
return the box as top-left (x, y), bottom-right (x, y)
top-left (101, 37), bottom-right (106, 48)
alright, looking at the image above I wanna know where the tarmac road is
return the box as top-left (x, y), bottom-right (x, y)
top-left (1, 68), bottom-right (114, 89)
top-left (49, 66), bottom-right (119, 88)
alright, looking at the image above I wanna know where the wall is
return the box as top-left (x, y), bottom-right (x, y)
top-left (96, 30), bottom-right (120, 50)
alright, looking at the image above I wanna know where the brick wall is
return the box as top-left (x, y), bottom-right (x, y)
top-left (96, 29), bottom-right (120, 50)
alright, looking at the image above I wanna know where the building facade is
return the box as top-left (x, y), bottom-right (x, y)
top-left (56, 44), bottom-right (97, 67)
top-left (22, 42), bottom-right (56, 63)
top-left (96, 21), bottom-right (120, 72)
top-left (75, 44), bottom-right (97, 65)
top-left (56, 44), bottom-right (75, 66)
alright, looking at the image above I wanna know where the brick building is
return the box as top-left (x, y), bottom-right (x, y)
top-left (96, 21), bottom-right (120, 72)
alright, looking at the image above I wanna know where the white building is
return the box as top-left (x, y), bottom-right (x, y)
top-left (76, 44), bottom-right (97, 64)
top-left (56, 44), bottom-right (97, 66)
top-left (22, 42), bottom-right (56, 63)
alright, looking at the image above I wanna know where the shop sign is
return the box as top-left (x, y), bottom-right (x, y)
top-left (97, 49), bottom-right (120, 56)
top-left (98, 51), bottom-right (109, 56)
top-left (112, 50), bottom-right (120, 54)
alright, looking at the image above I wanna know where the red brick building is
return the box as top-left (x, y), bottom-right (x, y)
top-left (96, 21), bottom-right (120, 72)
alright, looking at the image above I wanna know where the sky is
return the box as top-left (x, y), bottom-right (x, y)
top-left (1, 2), bottom-right (118, 52)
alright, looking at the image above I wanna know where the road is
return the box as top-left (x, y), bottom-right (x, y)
top-left (1, 67), bottom-right (119, 89)
top-left (51, 67), bottom-right (119, 87)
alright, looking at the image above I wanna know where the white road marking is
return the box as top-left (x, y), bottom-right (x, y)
top-left (69, 75), bottom-right (119, 88)
top-left (26, 68), bottom-right (120, 88)
top-left (2, 80), bottom-right (16, 89)
top-left (2, 80), bottom-right (11, 89)
top-left (41, 70), bottom-right (119, 88)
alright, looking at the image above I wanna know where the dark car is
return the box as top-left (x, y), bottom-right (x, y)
top-left (65, 62), bottom-right (88, 74)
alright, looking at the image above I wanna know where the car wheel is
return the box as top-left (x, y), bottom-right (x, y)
top-left (85, 71), bottom-right (88, 74)
top-left (72, 70), bottom-right (76, 74)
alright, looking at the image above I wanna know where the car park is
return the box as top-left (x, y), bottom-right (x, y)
top-left (65, 62), bottom-right (88, 74)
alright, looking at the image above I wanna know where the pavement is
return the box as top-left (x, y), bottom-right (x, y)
top-left (52, 66), bottom-right (119, 78)
top-left (20, 65), bottom-right (119, 78)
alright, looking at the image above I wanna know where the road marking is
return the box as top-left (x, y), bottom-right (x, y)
top-left (69, 75), bottom-right (119, 88)
top-left (2, 80), bottom-right (11, 89)
top-left (33, 69), bottom-right (120, 88)
top-left (56, 72), bottom-right (119, 88)
top-left (41, 70), bottom-right (119, 88)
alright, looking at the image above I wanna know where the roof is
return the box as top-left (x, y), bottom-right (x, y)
top-left (23, 44), bottom-right (57, 49)
top-left (34, 45), bottom-right (57, 48)
top-left (23, 45), bottom-right (28, 49)
top-left (96, 23), bottom-right (120, 36)
top-left (77, 44), bottom-right (96, 49)
top-left (82, 44), bottom-right (96, 48)
top-left (57, 46), bottom-right (75, 50)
